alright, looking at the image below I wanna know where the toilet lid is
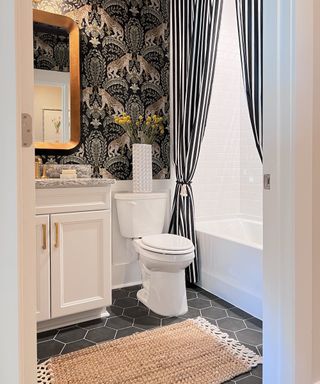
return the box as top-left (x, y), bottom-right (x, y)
top-left (141, 234), bottom-right (194, 253)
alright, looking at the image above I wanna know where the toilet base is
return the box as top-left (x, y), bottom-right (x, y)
top-left (137, 269), bottom-right (188, 317)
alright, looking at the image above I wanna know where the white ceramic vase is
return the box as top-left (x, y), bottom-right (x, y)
top-left (132, 143), bottom-right (153, 193)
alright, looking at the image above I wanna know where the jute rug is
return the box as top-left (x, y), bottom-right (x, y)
top-left (37, 317), bottom-right (262, 384)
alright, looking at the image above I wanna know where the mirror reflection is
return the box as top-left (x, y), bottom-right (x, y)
top-left (33, 10), bottom-right (80, 150)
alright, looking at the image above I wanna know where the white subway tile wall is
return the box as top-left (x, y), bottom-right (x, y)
top-left (240, 90), bottom-right (263, 221)
top-left (193, 0), bottom-right (262, 222)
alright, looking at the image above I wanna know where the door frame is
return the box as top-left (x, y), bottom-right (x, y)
top-left (264, 0), bottom-right (318, 383)
top-left (0, 0), bottom-right (36, 383)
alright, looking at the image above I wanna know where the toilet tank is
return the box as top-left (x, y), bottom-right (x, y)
top-left (115, 192), bottom-right (167, 238)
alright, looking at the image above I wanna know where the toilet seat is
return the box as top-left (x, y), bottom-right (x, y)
top-left (136, 234), bottom-right (194, 256)
top-left (142, 234), bottom-right (194, 252)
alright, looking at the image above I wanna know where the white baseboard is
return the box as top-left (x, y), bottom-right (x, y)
top-left (113, 281), bottom-right (142, 289)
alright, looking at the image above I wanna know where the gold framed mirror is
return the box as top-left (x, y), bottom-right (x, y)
top-left (33, 9), bottom-right (80, 150)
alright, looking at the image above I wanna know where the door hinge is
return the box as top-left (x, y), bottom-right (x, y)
top-left (21, 113), bottom-right (33, 147)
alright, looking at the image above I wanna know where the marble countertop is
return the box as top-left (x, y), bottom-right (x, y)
top-left (35, 178), bottom-right (116, 189)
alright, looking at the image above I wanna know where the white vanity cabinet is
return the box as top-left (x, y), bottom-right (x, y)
top-left (35, 180), bottom-right (114, 331)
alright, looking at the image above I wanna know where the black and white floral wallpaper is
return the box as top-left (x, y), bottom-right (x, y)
top-left (34, 0), bottom-right (170, 180)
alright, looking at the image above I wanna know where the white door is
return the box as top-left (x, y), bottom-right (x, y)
top-left (51, 210), bottom-right (111, 318)
top-left (36, 215), bottom-right (51, 322)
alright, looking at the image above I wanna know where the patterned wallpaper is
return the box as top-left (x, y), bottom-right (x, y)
top-left (34, 24), bottom-right (70, 72)
top-left (34, 0), bottom-right (170, 180)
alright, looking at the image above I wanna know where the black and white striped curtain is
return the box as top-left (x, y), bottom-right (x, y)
top-left (235, 0), bottom-right (263, 161)
top-left (169, 0), bottom-right (223, 283)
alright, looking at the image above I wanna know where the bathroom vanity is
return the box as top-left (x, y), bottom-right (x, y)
top-left (35, 178), bottom-right (115, 331)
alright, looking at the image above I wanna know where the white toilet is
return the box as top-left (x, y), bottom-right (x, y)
top-left (115, 192), bottom-right (195, 317)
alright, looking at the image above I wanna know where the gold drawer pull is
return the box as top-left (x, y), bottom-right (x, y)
top-left (42, 224), bottom-right (47, 250)
top-left (55, 223), bottom-right (59, 248)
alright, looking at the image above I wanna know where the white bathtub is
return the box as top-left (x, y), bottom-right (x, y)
top-left (196, 218), bottom-right (263, 319)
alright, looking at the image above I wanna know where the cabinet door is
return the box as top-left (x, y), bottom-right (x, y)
top-left (36, 215), bottom-right (51, 322)
top-left (51, 210), bottom-right (111, 318)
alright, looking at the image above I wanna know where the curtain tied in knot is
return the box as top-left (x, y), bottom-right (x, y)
top-left (177, 180), bottom-right (192, 197)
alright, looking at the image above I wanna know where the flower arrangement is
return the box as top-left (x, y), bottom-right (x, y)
top-left (114, 113), bottom-right (166, 145)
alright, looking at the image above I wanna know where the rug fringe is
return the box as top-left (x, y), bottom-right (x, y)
top-left (37, 359), bottom-right (54, 384)
top-left (192, 317), bottom-right (263, 368)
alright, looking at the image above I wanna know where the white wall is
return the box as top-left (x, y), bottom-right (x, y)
top-left (193, 0), bottom-right (262, 222)
top-left (240, 94), bottom-right (263, 220)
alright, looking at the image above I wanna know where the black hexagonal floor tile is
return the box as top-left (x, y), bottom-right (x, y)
top-left (202, 317), bottom-right (217, 326)
top-left (217, 317), bottom-right (246, 332)
top-left (162, 317), bottom-right (185, 326)
top-left (201, 306), bottom-right (227, 320)
top-left (85, 327), bottom-right (116, 343)
top-left (107, 305), bottom-right (124, 317)
top-left (61, 339), bottom-right (94, 355)
top-left (123, 306), bottom-right (149, 318)
top-left (37, 340), bottom-right (64, 360)
top-left (106, 316), bottom-right (133, 330)
top-left (112, 289), bottom-right (129, 301)
top-left (78, 318), bottom-right (106, 330)
top-left (251, 364), bottom-right (263, 378)
top-left (37, 329), bottom-right (58, 343)
top-left (128, 290), bottom-right (139, 298)
top-left (233, 371), bottom-right (255, 382)
top-left (188, 298), bottom-right (212, 309)
top-left (114, 297), bottom-right (138, 308)
top-left (245, 317), bottom-right (263, 331)
top-left (197, 290), bottom-right (219, 301)
top-left (149, 310), bottom-right (167, 319)
top-left (55, 326), bottom-right (87, 343)
top-left (236, 329), bottom-right (262, 346)
top-left (237, 375), bottom-right (262, 383)
top-left (187, 291), bottom-right (197, 300)
top-left (115, 327), bottom-right (141, 339)
top-left (211, 298), bottom-right (235, 310)
top-left (179, 307), bottom-right (201, 319)
top-left (227, 307), bottom-right (252, 320)
top-left (134, 316), bottom-right (161, 329)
